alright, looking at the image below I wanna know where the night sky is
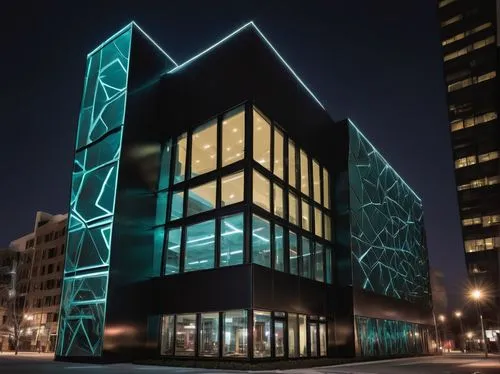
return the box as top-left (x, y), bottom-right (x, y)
top-left (2, 1), bottom-right (466, 307)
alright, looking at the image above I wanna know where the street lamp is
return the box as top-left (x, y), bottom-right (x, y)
top-left (470, 288), bottom-right (488, 358)
top-left (439, 315), bottom-right (448, 353)
top-left (455, 311), bottom-right (465, 352)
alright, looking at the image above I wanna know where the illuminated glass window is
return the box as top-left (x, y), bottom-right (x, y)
top-left (175, 314), bottom-right (197, 356)
top-left (310, 322), bottom-right (318, 357)
top-left (253, 109), bottom-right (271, 170)
top-left (324, 214), bottom-right (332, 241)
top-left (288, 140), bottom-right (297, 188)
top-left (301, 199), bottom-right (311, 231)
top-left (323, 168), bottom-right (330, 209)
top-left (174, 133), bottom-right (187, 183)
top-left (170, 191), bottom-right (184, 221)
top-left (455, 155), bottom-right (476, 169)
top-left (314, 207), bottom-right (322, 238)
top-left (464, 237), bottom-right (500, 253)
top-left (220, 213), bottom-right (244, 267)
top-left (222, 107), bottom-right (245, 167)
top-left (312, 160), bottom-right (321, 204)
top-left (253, 170), bottom-right (270, 211)
top-left (160, 315), bottom-right (175, 355)
top-left (483, 215), bottom-right (500, 227)
top-left (275, 225), bottom-right (285, 272)
top-left (274, 184), bottom-right (284, 218)
top-left (315, 242), bottom-right (324, 282)
top-left (451, 112), bottom-right (498, 132)
top-left (462, 217), bottom-right (481, 226)
top-left (299, 314), bottom-right (307, 357)
top-left (191, 120), bottom-right (217, 177)
top-left (319, 323), bottom-right (327, 356)
top-left (199, 313), bottom-right (219, 357)
top-left (300, 150), bottom-right (310, 196)
top-left (289, 192), bottom-right (299, 225)
top-left (444, 36), bottom-right (495, 62)
top-left (288, 313), bottom-right (298, 358)
top-left (165, 227), bottom-right (181, 275)
top-left (325, 246), bottom-right (332, 284)
top-left (439, 0), bottom-right (457, 9)
top-left (253, 311), bottom-right (271, 357)
top-left (274, 128), bottom-right (284, 179)
top-left (252, 215), bottom-right (271, 268)
top-left (187, 180), bottom-right (216, 216)
top-left (442, 23), bottom-right (492, 46)
top-left (301, 237), bottom-right (312, 279)
top-left (440, 13), bottom-right (462, 26)
top-left (478, 151), bottom-right (500, 163)
top-left (223, 310), bottom-right (247, 357)
top-left (289, 231), bottom-right (298, 275)
top-left (448, 71), bottom-right (496, 92)
top-left (275, 320), bottom-right (285, 357)
top-left (221, 171), bottom-right (244, 207)
top-left (185, 220), bottom-right (215, 272)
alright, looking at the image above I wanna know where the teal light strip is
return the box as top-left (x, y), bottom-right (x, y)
top-left (87, 23), bottom-right (133, 58)
top-left (168, 21), bottom-right (325, 110)
top-left (347, 118), bottom-right (422, 201)
top-left (131, 22), bottom-right (178, 66)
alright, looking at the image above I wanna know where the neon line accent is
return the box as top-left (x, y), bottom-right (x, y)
top-left (131, 22), bottom-right (178, 66)
top-left (64, 270), bottom-right (109, 280)
top-left (88, 23), bottom-right (133, 58)
top-left (348, 118), bottom-right (422, 201)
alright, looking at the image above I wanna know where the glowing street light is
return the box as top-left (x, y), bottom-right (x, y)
top-left (454, 311), bottom-right (464, 352)
top-left (438, 314), bottom-right (448, 353)
top-left (467, 331), bottom-right (473, 339)
top-left (469, 288), bottom-right (488, 358)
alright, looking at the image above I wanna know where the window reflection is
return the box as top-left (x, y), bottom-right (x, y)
top-left (174, 133), bottom-right (187, 183)
top-left (175, 314), bottom-right (197, 356)
top-left (160, 315), bottom-right (175, 355)
top-left (315, 243), bottom-right (324, 282)
top-left (274, 128), bottom-right (284, 179)
top-left (252, 215), bottom-right (271, 268)
top-left (185, 220), bottom-right (215, 272)
top-left (288, 140), bottom-right (297, 188)
top-left (253, 170), bottom-right (270, 211)
top-left (323, 168), bottom-right (330, 209)
top-left (222, 107), bottom-right (245, 166)
top-left (299, 314), bottom-right (307, 357)
top-left (275, 225), bottom-right (284, 272)
top-left (273, 184), bottom-right (284, 218)
top-left (223, 310), bottom-right (248, 357)
top-left (220, 213), bottom-right (244, 267)
top-left (158, 139), bottom-right (172, 191)
top-left (302, 199), bottom-right (311, 231)
top-left (300, 150), bottom-right (310, 196)
top-left (288, 313), bottom-right (299, 357)
top-left (253, 311), bottom-right (271, 357)
top-left (289, 232), bottom-right (298, 275)
top-left (253, 110), bottom-right (271, 169)
top-left (165, 227), bottom-right (181, 275)
top-left (324, 214), bottom-right (332, 241)
top-left (187, 180), bottom-right (216, 216)
top-left (314, 207), bottom-right (322, 237)
top-left (325, 246), bottom-right (332, 284)
top-left (170, 191), bottom-right (184, 221)
top-left (313, 160), bottom-right (321, 204)
top-left (301, 237), bottom-right (312, 279)
top-left (221, 171), bottom-right (244, 207)
top-left (191, 120), bottom-right (217, 177)
top-left (199, 313), bottom-right (219, 357)
top-left (275, 320), bottom-right (285, 357)
top-left (310, 322), bottom-right (318, 357)
top-left (289, 193), bottom-right (298, 225)
top-left (319, 323), bottom-right (327, 356)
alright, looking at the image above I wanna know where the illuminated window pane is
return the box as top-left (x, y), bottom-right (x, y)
top-left (175, 314), bottom-right (197, 356)
top-left (174, 133), bottom-right (187, 183)
top-left (253, 109), bottom-right (271, 170)
top-left (310, 323), bottom-right (318, 357)
top-left (325, 246), bottom-right (332, 284)
top-left (191, 120), bottom-right (217, 177)
top-left (324, 214), bottom-right (332, 241)
top-left (221, 171), bottom-right (244, 207)
top-left (300, 150), bottom-right (310, 195)
top-left (315, 243), bottom-right (324, 282)
top-left (158, 139), bottom-right (172, 190)
top-left (274, 184), bottom-right (284, 218)
top-left (252, 215), bottom-right (271, 268)
top-left (222, 106), bottom-right (245, 166)
top-left (199, 313), bottom-right (219, 357)
top-left (301, 237), bottom-right (312, 279)
top-left (314, 207), bottom-right (322, 237)
top-left (274, 128), bottom-right (284, 179)
top-left (288, 313), bottom-right (298, 357)
top-left (313, 160), bottom-right (321, 203)
top-left (323, 168), bottom-right (330, 209)
top-left (275, 320), bottom-right (285, 357)
top-left (299, 314), bottom-right (307, 357)
top-left (187, 180), bottom-right (216, 216)
top-left (170, 191), bottom-right (184, 221)
top-left (289, 193), bottom-right (299, 225)
top-left (160, 315), bottom-right (175, 355)
top-left (302, 199), bottom-right (311, 231)
top-left (185, 220), bottom-right (215, 272)
top-left (220, 213), bottom-right (244, 267)
top-left (275, 225), bottom-right (284, 272)
top-left (319, 323), bottom-right (327, 356)
top-left (289, 232), bottom-right (298, 275)
top-left (223, 310), bottom-right (248, 357)
top-left (253, 170), bottom-right (270, 211)
top-left (165, 227), bottom-right (181, 275)
top-left (288, 140), bottom-right (297, 188)
top-left (253, 311), bottom-right (271, 357)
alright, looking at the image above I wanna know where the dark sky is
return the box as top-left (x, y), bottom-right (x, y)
top-left (1, 1), bottom-right (466, 308)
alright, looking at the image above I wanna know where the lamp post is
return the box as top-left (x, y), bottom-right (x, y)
top-left (455, 311), bottom-right (464, 352)
top-left (439, 314), bottom-right (447, 353)
top-left (470, 289), bottom-right (488, 358)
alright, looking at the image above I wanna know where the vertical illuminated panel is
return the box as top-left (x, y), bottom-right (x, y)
top-left (348, 120), bottom-right (430, 305)
top-left (56, 25), bottom-right (132, 357)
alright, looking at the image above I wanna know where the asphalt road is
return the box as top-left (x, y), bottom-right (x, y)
top-left (0, 352), bottom-right (499, 374)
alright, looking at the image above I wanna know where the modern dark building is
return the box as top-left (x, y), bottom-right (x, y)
top-left (437, 0), bottom-right (500, 327)
top-left (55, 21), bottom-right (434, 363)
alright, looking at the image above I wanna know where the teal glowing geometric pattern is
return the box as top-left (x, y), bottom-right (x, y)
top-left (355, 316), bottom-right (425, 356)
top-left (56, 25), bottom-right (132, 357)
top-left (348, 120), bottom-right (430, 304)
